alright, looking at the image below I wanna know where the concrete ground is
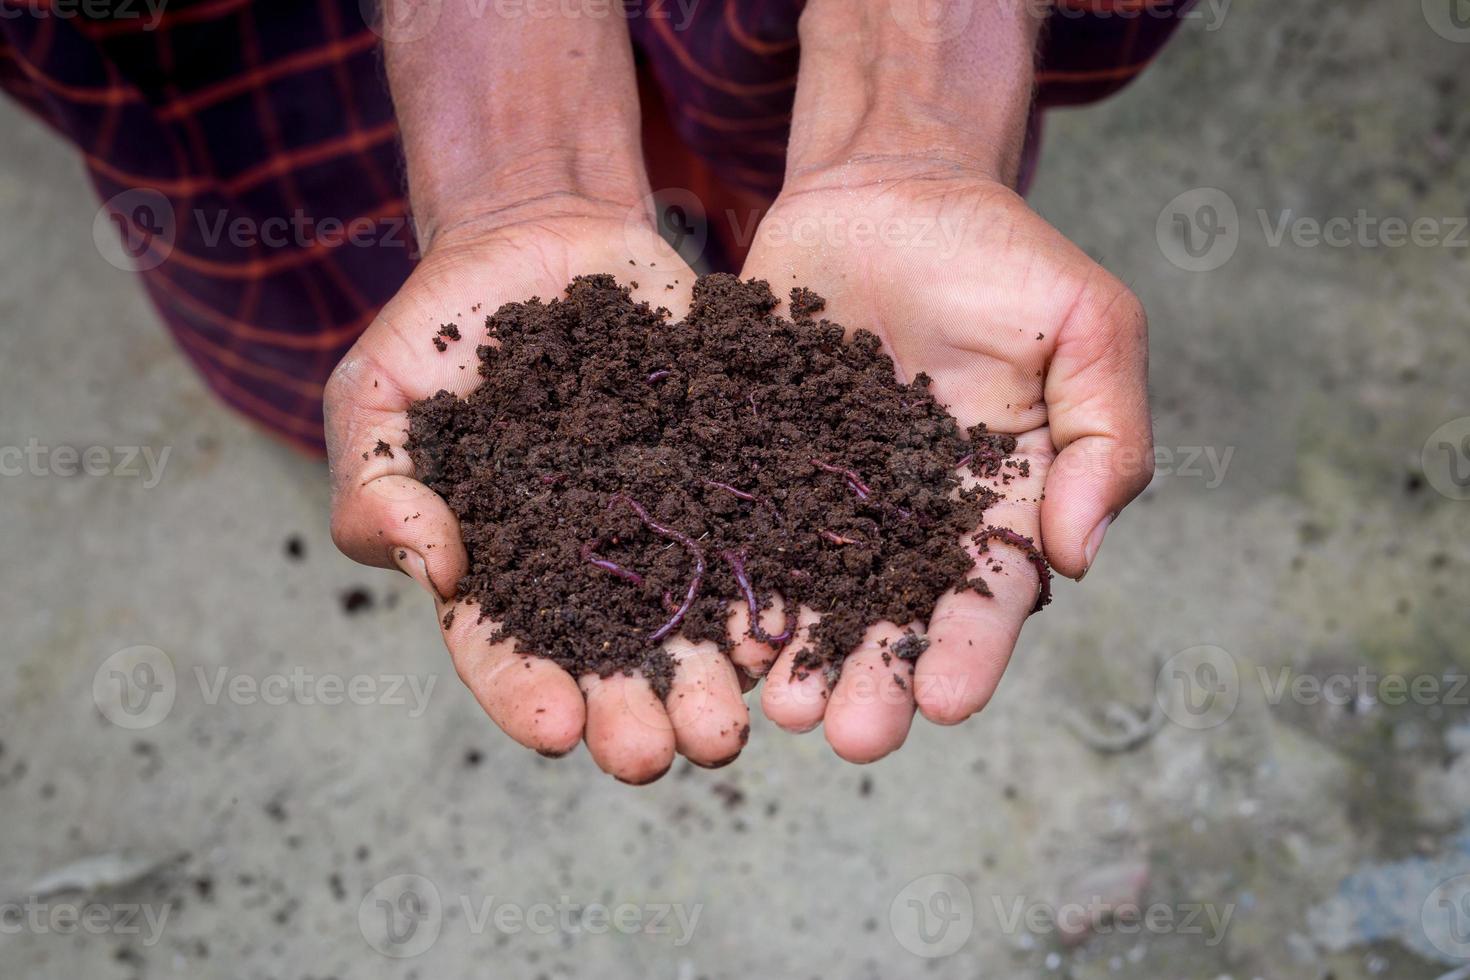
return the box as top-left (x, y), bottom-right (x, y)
top-left (2, 1), bottom-right (1468, 977)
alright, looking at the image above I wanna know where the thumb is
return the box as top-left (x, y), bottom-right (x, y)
top-left (1040, 284), bottom-right (1154, 580)
top-left (330, 471), bottom-right (467, 600)
top-left (325, 351), bottom-right (468, 600)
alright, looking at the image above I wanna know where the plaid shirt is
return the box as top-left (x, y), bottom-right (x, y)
top-left (0, 0), bottom-right (1191, 454)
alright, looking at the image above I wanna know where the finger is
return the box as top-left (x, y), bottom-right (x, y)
top-left (726, 594), bottom-right (792, 676)
top-left (759, 607), bottom-right (830, 733)
top-left (579, 672), bottom-right (677, 785)
top-left (440, 597), bottom-right (585, 757)
top-left (916, 431), bottom-right (1050, 726)
top-left (323, 320), bottom-right (490, 509)
top-left (324, 340), bottom-right (478, 599)
top-left (823, 622), bottom-right (918, 764)
top-left (660, 637), bottom-right (751, 767)
top-left (1041, 282), bottom-right (1153, 579)
top-left (331, 474), bottom-right (467, 600)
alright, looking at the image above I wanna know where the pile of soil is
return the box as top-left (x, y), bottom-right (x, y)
top-left (405, 274), bottom-right (1043, 695)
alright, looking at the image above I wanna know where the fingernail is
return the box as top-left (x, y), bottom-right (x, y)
top-left (1082, 514), bottom-right (1114, 573)
top-left (392, 547), bottom-right (434, 595)
top-left (614, 761), bottom-right (673, 786)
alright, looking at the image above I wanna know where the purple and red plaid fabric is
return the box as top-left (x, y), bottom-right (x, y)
top-left (0, 0), bottom-right (1191, 454)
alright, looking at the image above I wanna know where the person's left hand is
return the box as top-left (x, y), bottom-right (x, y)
top-left (735, 160), bottom-right (1154, 761)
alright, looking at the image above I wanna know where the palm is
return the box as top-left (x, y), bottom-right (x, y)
top-left (326, 209), bottom-right (755, 784)
top-left (747, 178), bottom-right (1093, 427)
top-left (739, 172), bottom-right (1150, 760)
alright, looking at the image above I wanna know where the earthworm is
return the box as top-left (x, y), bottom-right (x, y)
top-left (810, 459), bottom-right (872, 500)
top-left (704, 480), bottom-right (785, 523)
top-left (703, 480), bottom-right (757, 503)
top-left (720, 550), bottom-right (796, 646)
top-left (958, 435), bottom-right (1018, 477)
top-left (974, 526), bottom-right (1053, 613)
top-left (819, 530), bottom-right (861, 546)
top-left (608, 494), bottom-right (705, 642)
top-left (580, 538), bottom-right (645, 587)
top-left (810, 459), bottom-right (914, 521)
top-left (646, 369), bottom-right (672, 383)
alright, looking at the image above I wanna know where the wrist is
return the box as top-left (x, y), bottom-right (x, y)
top-left (411, 144), bottom-right (649, 252)
top-left (787, 0), bottom-right (1048, 187)
top-left (384, 3), bottom-right (649, 248)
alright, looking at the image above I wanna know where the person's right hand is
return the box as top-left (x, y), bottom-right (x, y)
top-left (325, 198), bottom-right (752, 784)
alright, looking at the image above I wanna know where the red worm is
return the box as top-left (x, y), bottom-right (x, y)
top-left (975, 526), bottom-right (1053, 613)
top-left (810, 459), bottom-right (872, 499)
top-left (704, 480), bottom-right (785, 524)
top-left (607, 494), bottom-right (706, 643)
top-left (819, 530), bottom-right (861, 546)
top-left (580, 538), bottom-right (645, 587)
top-left (720, 550), bottom-right (796, 646)
top-left (703, 480), bottom-right (757, 503)
top-left (811, 459), bottom-right (915, 521)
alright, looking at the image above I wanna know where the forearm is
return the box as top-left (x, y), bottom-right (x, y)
top-left (788, 0), bottom-right (1049, 185)
top-left (383, 1), bottom-right (649, 246)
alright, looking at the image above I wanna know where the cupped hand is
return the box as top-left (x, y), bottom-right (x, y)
top-left (736, 163), bottom-right (1154, 761)
top-left (325, 199), bottom-right (751, 783)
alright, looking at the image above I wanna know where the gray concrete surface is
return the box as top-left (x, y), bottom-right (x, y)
top-left (2, 1), bottom-right (1468, 977)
